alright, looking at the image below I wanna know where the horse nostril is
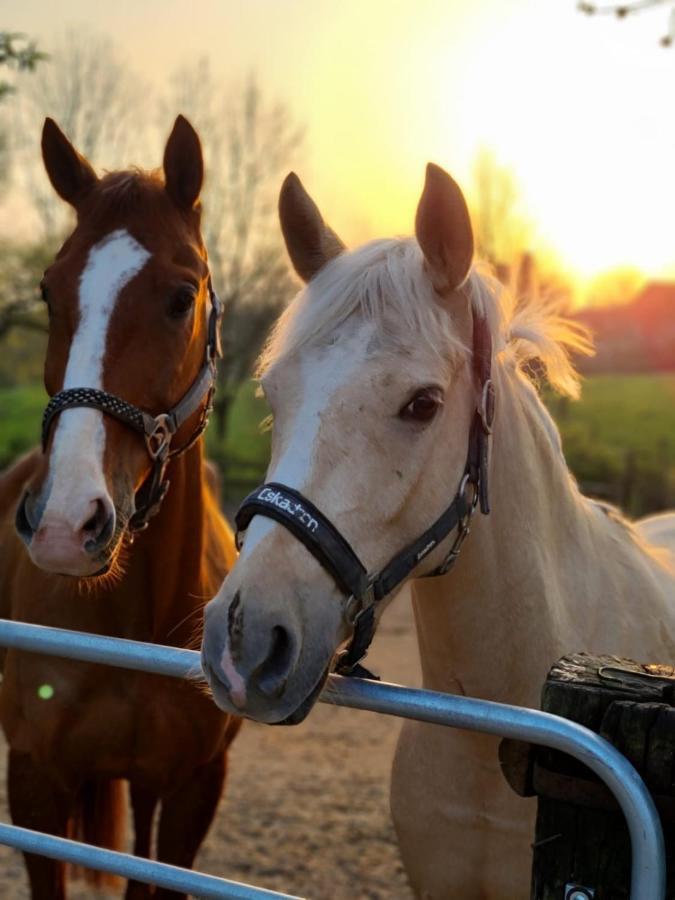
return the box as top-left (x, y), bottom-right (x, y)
top-left (256, 625), bottom-right (295, 698)
top-left (83, 500), bottom-right (103, 534)
top-left (82, 498), bottom-right (115, 553)
top-left (15, 492), bottom-right (36, 542)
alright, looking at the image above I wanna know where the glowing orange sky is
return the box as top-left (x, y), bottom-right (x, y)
top-left (5, 0), bottom-right (675, 291)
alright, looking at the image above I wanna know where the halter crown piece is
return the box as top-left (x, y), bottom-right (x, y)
top-left (235, 307), bottom-right (495, 679)
top-left (41, 278), bottom-right (223, 533)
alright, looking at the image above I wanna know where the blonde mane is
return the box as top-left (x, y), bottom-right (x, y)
top-left (259, 238), bottom-right (593, 398)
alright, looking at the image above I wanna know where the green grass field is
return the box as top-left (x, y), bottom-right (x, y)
top-left (2, 374), bottom-right (674, 513)
top-left (548, 375), bottom-right (675, 466)
top-left (546, 375), bottom-right (675, 514)
top-left (0, 383), bottom-right (48, 465)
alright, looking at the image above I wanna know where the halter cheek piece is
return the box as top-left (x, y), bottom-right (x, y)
top-left (235, 308), bottom-right (495, 679)
top-left (40, 278), bottom-right (223, 533)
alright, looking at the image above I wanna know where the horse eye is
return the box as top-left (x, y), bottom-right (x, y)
top-left (167, 287), bottom-right (196, 320)
top-left (399, 386), bottom-right (444, 423)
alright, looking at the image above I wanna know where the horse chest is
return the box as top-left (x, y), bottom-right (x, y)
top-left (0, 653), bottom-right (228, 786)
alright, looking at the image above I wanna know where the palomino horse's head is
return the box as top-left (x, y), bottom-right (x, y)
top-left (203, 164), bottom-right (490, 723)
top-left (17, 115), bottom-right (215, 578)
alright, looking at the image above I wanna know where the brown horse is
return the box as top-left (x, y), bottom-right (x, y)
top-left (0, 116), bottom-right (240, 899)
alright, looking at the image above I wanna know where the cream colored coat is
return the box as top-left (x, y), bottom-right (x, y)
top-left (391, 364), bottom-right (675, 899)
top-left (201, 163), bottom-right (675, 900)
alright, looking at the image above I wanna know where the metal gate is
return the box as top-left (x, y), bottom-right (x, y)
top-left (0, 618), bottom-right (666, 899)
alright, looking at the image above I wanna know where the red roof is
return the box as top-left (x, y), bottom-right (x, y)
top-left (575, 282), bottom-right (675, 372)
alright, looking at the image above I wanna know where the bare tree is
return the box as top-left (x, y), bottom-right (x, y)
top-left (12, 30), bottom-right (150, 235)
top-left (0, 32), bottom-right (49, 353)
top-left (167, 61), bottom-right (303, 438)
top-left (0, 32), bottom-right (46, 102)
top-left (0, 240), bottom-right (53, 340)
top-left (0, 32), bottom-right (46, 189)
top-left (577, 0), bottom-right (675, 45)
top-left (470, 149), bottom-right (533, 272)
top-left (469, 151), bottom-right (575, 312)
top-left (1, 32), bottom-right (147, 368)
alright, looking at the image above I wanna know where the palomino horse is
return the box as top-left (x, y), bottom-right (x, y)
top-left (202, 164), bottom-right (675, 897)
top-left (0, 116), bottom-right (240, 899)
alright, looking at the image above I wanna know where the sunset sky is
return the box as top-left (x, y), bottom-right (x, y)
top-left (4, 0), bottom-right (675, 294)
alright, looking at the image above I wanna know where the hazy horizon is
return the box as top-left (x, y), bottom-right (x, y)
top-left (4, 0), bottom-right (675, 298)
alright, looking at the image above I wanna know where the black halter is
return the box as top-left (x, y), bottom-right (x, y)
top-left (41, 279), bottom-right (223, 533)
top-left (235, 308), bottom-right (495, 678)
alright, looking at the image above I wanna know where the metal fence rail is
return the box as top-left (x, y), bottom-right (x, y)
top-left (0, 823), bottom-right (298, 900)
top-left (0, 618), bottom-right (666, 900)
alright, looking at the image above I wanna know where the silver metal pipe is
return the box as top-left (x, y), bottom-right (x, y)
top-left (0, 618), bottom-right (198, 678)
top-left (0, 619), bottom-right (665, 899)
top-left (0, 823), bottom-right (300, 899)
top-left (322, 677), bottom-right (666, 900)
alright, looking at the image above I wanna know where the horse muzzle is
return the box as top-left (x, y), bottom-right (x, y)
top-left (16, 490), bottom-right (119, 578)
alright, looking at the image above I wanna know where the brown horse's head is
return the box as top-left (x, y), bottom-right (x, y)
top-left (17, 116), bottom-right (215, 578)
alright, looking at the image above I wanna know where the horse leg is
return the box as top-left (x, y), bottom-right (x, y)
top-left (8, 749), bottom-right (74, 900)
top-left (125, 782), bottom-right (159, 900)
top-left (154, 752), bottom-right (227, 900)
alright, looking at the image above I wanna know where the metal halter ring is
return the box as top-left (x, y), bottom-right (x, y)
top-left (343, 579), bottom-right (377, 627)
top-left (431, 475), bottom-right (479, 577)
top-left (145, 414), bottom-right (176, 460)
top-left (478, 378), bottom-right (495, 435)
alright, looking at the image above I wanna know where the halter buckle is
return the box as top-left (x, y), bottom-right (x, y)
top-left (343, 579), bottom-right (376, 627)
top-left (337, 583), bottom-right (378, 677)
top-left (478, 378), bottom-right (495, 435)
top-left (145, 414), bottom-right (175, 460)
top-left (431, 475), bottom-right (479, 577)
top-left (207, 289), bottom-right (223, 360)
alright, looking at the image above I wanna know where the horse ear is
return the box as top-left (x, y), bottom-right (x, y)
top-left (163, 115), bottom-right (203, 210)
top-left (415, 163), bottom-right (473, 291)
top-left (279, 172), bottom-right (345, 282)
top-left (41, 118), bottom-right (98, 209)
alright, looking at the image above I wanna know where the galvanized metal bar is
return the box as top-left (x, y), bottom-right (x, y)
top-left (0, 619), bottom-right (666, 899)
top-left (0, 823), bottom-right (300, 899)
top-left (0, 618), bottom-right (198, 679)
top-left (322, 677), bottom-right (666, 900)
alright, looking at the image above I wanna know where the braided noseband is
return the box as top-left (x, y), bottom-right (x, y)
top-left (43, 388), bottom-right (153, 441)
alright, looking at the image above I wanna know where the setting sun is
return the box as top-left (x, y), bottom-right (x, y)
top-left (293, 0), bottom-right (675, 284)
top-left (4, 0), bottom-right (675, 289)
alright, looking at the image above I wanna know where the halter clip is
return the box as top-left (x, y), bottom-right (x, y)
top-left (145, 414), bottom-right (176, 460)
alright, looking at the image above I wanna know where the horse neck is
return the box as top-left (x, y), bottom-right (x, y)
top-left (410, 364), bottom-right (597, 707)
top-left (133, 440), bottom-right (213, 647)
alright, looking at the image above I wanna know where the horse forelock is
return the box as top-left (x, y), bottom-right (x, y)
top-left (257, 239), bottom-right (593, 402)
top-left (77, 169), bottom-right (202, 238)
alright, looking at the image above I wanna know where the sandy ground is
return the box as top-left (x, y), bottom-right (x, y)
top-left (0, 590), bottom-right (421, 900)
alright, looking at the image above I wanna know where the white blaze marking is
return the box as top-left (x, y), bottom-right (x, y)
top-left (42, 230), bottom-right (151, 528)
top-left (220, 326), bottom-right (371, 701)
top-left (238, 325), bottom-right (373, 562)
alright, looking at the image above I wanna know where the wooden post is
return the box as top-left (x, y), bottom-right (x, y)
top-left (500, 653), bottom-right (675, 899)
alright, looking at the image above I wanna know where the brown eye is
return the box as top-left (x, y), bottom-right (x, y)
top-left (167, 287), bottom-right (196, 320)
top-left (399, 386), bottom-right (444, 423)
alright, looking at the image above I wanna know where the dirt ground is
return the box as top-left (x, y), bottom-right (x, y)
top-left (0, 590), bottom-right (421, 900)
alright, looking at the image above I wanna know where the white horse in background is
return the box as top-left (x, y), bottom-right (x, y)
top-left (202, 162), bottom-right (675, 898)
